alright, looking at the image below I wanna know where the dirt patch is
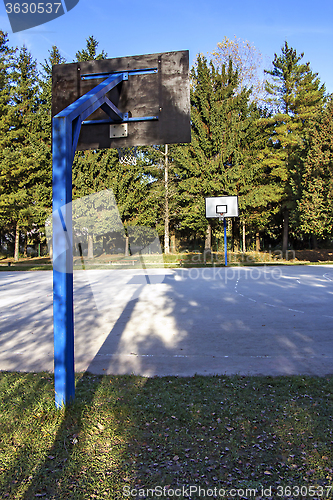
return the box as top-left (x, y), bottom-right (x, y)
top-left (294, 249), bottom-right (333, 262)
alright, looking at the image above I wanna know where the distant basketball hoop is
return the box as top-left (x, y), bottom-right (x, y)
top-left (205, 196), bottom-right (239, 267)
top-left (205, 197), bottom-right (238, 219)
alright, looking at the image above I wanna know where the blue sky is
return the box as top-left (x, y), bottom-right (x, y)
top-left (1, 0), bottom-right (333, 93)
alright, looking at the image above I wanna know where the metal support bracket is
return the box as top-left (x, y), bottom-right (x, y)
top-left (82, 115), bottom-right (159, 125)
top-left (110, 123), bottom-right (128, 138)
top-left (80, 67), bottom-right (158, 81)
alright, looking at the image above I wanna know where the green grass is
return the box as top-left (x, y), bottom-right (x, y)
top-left (0, 264), bottom-right (53, 271)
top-left (0, 257), bottom-right (52, 272)
top-left (1, 251), bottom-right (332, 272)
top-left (0, 372), bottom-right (332, 499)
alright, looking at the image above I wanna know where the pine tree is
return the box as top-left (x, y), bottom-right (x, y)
top-left (0, 46), bottom-right (46, 259)
top-left (299, 98), bottom-right (333, 240)
top-left (75, 35), bottom-right (108, 62)
top-left (0, 31), bottom-right (16, 148)
top-left (30, 46), bottom-right (68, 248)
top-left (40, 45), bottom-right (66, 138)
top-left (263, 41), bottom-right (326, 253)
top-left (136, 144), bottom-right (179, 250)
top-left (72, 37), bottom-right (157, 256)
top-left (70, 36), bottom-right (107, 256)
top-left (235, 106), bottom-right (282, 250)
top-left (0, 32), bottom-right (16, 250)
top-left (173, 54), bottom-right (258, 248)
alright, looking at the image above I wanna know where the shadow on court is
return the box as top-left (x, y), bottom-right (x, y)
top-left (1, 266), bottom-right (333, 378)
top-left (81, 266), bottom-right (333, 378)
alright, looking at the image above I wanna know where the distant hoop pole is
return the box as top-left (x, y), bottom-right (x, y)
top-left (224, 217), bottom-right (227, 267)
top-left (218, 214), bottom-right (227, 266)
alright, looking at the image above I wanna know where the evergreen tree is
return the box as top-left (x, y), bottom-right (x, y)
top-left (263, 41), bottom-right (326, 253)
top-left (235, 106), bottom-right (283, 249)
top-left (72, 37), bottom-right (158, 256)
top-left (71, 36), bottom-right (109, 256)
top-left (72, 148), bottom-right (156, 225)
top-left (0, 31), bottom-right (16, 252)
top-left (173, 55), bottom-right (259, 248)
top-left (75, 35), bottom-right (108, 62)
top-left (40, 45), bottom-right (66, 138)
top-left (0, 46), bottom-right (47, 259)
top-left (299, 97), bottom-right (333, 240)
top-left (27, 46), bottom-right (67, 248)
top-left (135, 145), bottom-right (179, 250)
top-left (0, 31), bottom-right (16, 148)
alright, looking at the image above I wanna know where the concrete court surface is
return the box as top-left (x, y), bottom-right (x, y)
top-left (0, 265), bottom-right (333, 377)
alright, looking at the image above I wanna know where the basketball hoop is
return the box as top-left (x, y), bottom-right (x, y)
top-left (218, 213), bottom-right (225, 222)
top-left (117, 146), bottom-right (138, 166)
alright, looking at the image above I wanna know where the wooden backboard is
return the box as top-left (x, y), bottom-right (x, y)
top-left (52, 50), bottom-right (191, 150)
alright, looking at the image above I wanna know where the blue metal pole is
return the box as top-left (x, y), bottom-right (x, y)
top-left (52, 115), bottom-right (75, 408)
top-left (51, 70), bottom-right (156, 408)
top-left (51, 74), bottom-right (126, 408)
top-left (224, 217), bottom-right (227, 266)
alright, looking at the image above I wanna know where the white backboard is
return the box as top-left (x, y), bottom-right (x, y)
top-left (205, 196), bottom-right (239, 218)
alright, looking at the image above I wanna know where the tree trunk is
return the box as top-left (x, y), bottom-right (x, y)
top-left (256, 231), bottom-right (260, 252)
top-left (205, 223), bottom-right (212, 250)
top-left (311, 234), bottom-right (318, 249)
top-left (24, 233), bottom-right (28, 257)
top-left (88, 234), bottom-right (94, 259)
top-left (282, 209), bottom-right (289, 256)
top-left (14, 223), bottom-right (20, 261)
top-left (242, 220), bottom-right (246, 253)
top-left (232, 219), bottom-right (239, 252)
top-left (125, 236), bottom-right (130, 256)
top-left (164, 144), bottom-right (170, 254)
top-left (171, 233), bottom-right (176, 253)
